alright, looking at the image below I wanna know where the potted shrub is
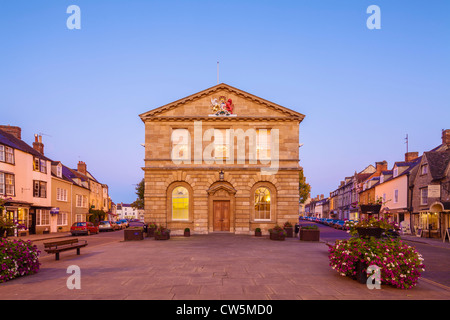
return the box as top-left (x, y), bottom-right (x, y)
top-left (184, 228), bottom-right (190, 237)
top-left (154, 226), bottom-right (170, 240)
top-left (254, 227), bottom-right (262, 237)
top-left (269, 225), bottom-right (286, 241)
top-left (283, 221), bottom-right (293, 238)
top-left (147, 222), bottom-right (157, 237)
top-left (299, 225), bottom-right (320, 241)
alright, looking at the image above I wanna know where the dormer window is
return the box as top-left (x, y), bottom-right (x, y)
top-left (421, 164), bottom-right (428, 175)
top-left (393, 167), bottom-right (398, 178)
top-left (57, 164), bottom-right (62, 178)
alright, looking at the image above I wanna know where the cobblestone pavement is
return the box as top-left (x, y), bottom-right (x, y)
top-left (1, 229), bottom-right (449, 300)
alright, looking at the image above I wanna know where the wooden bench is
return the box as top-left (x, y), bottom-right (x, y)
top-left (44, 238), bottom-right (88, 261)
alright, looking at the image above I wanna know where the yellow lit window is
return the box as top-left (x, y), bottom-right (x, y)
top-left (172, 187), bottom-right (189, 220)
top-left (255, 187), bottom-right (271, 220)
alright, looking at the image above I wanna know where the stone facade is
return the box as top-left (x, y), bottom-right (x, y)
top-left (140, 83), bottom-right (305, 235)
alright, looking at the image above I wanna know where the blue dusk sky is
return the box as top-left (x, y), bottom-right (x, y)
top-left (1, 1), bottom-right (449, 203)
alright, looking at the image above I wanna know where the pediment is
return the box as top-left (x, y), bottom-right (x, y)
top-left (139, 83), bottom-right (305, 122)
top-left (207, 182), bottom-right (237, 196)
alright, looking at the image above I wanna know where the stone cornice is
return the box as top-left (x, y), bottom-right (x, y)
top-left (142, 116), bottom-right (301, 122)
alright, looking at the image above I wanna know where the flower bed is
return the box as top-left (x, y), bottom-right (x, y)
top-left (328, 237), bottom-right (425, 289)
top-left (0, 238), bottom-right (40, 283)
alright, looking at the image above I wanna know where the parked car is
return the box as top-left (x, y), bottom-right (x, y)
top-left (98, 221), bottom-right (115, 232)
top-left (114, 221), bottom-right (125, 229)
top-left (70, 222), bottom-right (99, 236)
top-left (118, 219), bottom-right (129, 228)
top-left (128, 220), bottom-right (148, 233)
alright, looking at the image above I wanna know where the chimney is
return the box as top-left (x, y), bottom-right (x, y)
top-left (32, 134), bottom-right (44, 155)
top-left (405, 152), bottom-right (419, 162)
top-left (77, 161), bottom-right (87, 175)
top-left (0, 125), bottom-right (22, 139)
top-left (442, 129), bottom-right (450, 147)
top-left (375, 161), bottom-right (388, 175)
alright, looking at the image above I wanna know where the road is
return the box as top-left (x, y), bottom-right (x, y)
top-left (300, 220), bottom-right (450, 289)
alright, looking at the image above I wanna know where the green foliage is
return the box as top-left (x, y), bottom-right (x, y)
top-left (131, 178), bottom-right (145, 209)
top-left (299, 168), bottom-right (311, 204)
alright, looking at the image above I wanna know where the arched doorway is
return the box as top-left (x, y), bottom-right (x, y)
top-left (207, 181), bottom-right (236, 233)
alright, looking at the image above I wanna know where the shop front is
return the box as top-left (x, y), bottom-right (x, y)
top-left (3, 200), bottom-right (32, 236)
top-left (415, 202), bottom-right (450, 239)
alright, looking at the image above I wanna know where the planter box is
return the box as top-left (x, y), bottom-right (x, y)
top-left (355, 260), bottom-right (368, 284)
top-left (147, 227), bottom-right (156, 238)
top-left (269, 232), bottom-right (285, 241)
top-left (254, 231), bottom-right (262, 237)
top-left (284, 226), bottom-right (293, 238)
top-left (155, 233), bottom-right (170, 240)
top-left (357, 227), bottom-right (383, 239)
top-left (184, 231), bottom-right (190, 237)
top-left (124, 228), bottom-right (144, 241)
top-left (360, 204), bottom-right (381, 215)
top-left (299, 228), bottom-right (320, 241)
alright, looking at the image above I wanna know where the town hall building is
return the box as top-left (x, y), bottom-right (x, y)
top-left (139, 83), bottom-right (305, 235)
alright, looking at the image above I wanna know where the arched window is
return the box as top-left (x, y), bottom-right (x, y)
top-left (172, 186), bottom-right (189, 220)
top-left (254, 187), bottom-right (271, 220)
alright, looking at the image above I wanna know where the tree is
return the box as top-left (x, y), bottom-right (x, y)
top-left (131, 178), bottom-right (145, 209)
top-left (299, 168), bottom-right (311, 204)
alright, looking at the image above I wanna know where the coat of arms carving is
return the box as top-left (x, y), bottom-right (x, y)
top-left (210, 96), bottom-right (234, 116)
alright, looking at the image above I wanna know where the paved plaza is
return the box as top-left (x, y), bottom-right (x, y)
top-left (1, 230), bottom-right (449, 301)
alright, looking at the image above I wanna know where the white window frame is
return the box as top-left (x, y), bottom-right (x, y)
top-left (214, 129), bottom-right (231, 160)
top-left (254, 187), bottom-right (271, 221)
top-left (421, 164), bottom-right (428, 175)
top-left (420, 187), bottom-right (428, 205)
top-left (57, 212), bottom-right (68, 226)
top-left (33, 180), bottom-right (47, 198)
top-left (36, 209), bottom-right (50, 226)
top-left (256, 129), bottom-right (272, 160)
top-left (394, 189), bottom-right (399, 203)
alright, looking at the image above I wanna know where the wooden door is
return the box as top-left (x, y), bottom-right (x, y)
top-left (213, 200), bottom-right (230, 231)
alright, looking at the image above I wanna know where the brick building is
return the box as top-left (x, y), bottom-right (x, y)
top-left (139, 83), bottom-right (305, 235)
